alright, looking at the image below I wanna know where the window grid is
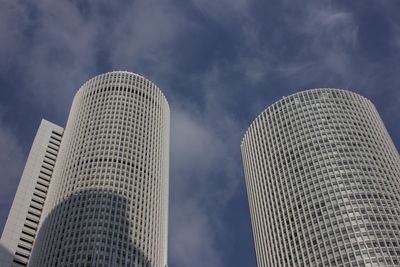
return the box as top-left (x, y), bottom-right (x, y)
top-left (241, 89), bottom-right (400, 267)
top-left (30, 72), bottom-right (170, 267)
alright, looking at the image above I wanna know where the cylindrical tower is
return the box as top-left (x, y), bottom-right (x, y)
top-left (30, 71), bottom-right (170, 267)
top-left (241, 89), bottom-right (400, 267)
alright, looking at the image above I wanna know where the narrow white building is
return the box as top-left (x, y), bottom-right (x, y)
top-left (0, 120), bottom-right (63, 266)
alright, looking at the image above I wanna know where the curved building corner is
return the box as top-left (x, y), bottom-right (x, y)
top-left (28, 71), bottom-right (169, 267)
top-left (241, 88), bottom-right (400, 267)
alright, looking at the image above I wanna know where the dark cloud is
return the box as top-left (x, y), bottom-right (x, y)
top-left (0, 110), bottom-right (24, 229)
top-left (0, 1), bottom-right (399, 267)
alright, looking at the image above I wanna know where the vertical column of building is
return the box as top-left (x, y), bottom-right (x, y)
top-left (0, 119), bottom-right (63, 266)
top-left (29, 71), bottom-right (169, 267)
top-left (241, 89), bottom-right (400, 267)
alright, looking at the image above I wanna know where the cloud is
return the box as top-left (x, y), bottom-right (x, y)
top-left (168, 66), bottom-right (244, 267)
top-left (1, 1), bottom-right (246, 264)
top-left (0, 0), bottom-right (98, 116)
top-left (297, 3), bottom-right (359, 78)
top-left (190, 0), bottom-right (251, 24)
top-left (224, 1), bottom-right (362, 86)
top-left (0, 110), bottom-right (24, 233)
top-left (169, 200), bottom-right (222, 267)
top-left (171, 106), bottom-right (223, 179)
top-left (169, 106), bottom-right (237, 267)
top-left (0, 0), bottom-right (191, 119)
top-left (1, 1), bottom-right (398, 266)
top-left (108, 1), bottom-right (189, 71)
top-left (0, 1), bottom-right (238, 266)
top-left (0, 2), bottom-right (29, 70)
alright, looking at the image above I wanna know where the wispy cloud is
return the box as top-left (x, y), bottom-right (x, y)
top-left (1, 1), bottom-right (245, 265)
top-left (169, 68), bottom-right (243, 266)
top-left (0, 0), bottom-right (192, 118)
top-left (169, 200), bottom-right (223, 267)
top-left (0, 1), bottom-right (399, 266)
top-left (190, 0), bottom-right (251, 24)
top-left (0, 110), bottom-right (24, 232)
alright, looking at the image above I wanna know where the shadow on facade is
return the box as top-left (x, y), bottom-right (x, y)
top-left (29, 188), bottom-right (151, 267)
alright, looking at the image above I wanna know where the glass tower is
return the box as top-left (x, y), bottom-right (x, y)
top-left (241, 89), bottom-right (400, 267)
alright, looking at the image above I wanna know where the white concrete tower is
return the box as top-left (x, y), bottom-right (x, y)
top-left (0, 120), bottom-right (63, 266)
top-left (241, 89), bottom-right (400, 267)
top-left (29, 71), bottom-right (170, 267)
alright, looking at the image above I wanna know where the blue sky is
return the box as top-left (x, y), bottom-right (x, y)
top-left (0, 1), bottom-right (399, 266)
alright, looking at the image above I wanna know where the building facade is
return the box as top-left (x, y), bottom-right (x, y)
top-left (241, 89), bottom-right (400, 267)
top-left (2, 71), bottom-right (170, 267)
top-left (0, 120), bottom-right (63, 266)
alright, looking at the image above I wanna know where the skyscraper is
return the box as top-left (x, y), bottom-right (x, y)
top-left (0, 120), bottom-right (63, 266)
top-left (241, 89), bottom-right (400, 267)
top-left (1, 71), bottom-right (170, 267)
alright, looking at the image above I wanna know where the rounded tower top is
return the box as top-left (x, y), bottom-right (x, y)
top-left (76, 71), bottom-right (169, 111)
top-left (241, 88), bottom-right (372, 147)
